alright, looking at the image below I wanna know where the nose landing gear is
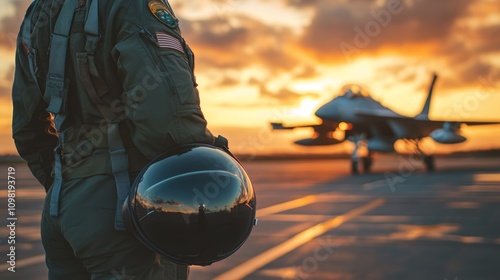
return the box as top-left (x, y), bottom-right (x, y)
top-left (351, 137), bottom-right (372, 174)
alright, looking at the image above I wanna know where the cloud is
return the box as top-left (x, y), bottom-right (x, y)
top-left (3, 0), bottom-right (499, 101)
top-left (181, 14), bottom-right (302, 71)
top-left (0, 84), bottom-right (10, 99)
top-left (284, 0), bottom-right (321, 8)
top-left (374, 63), bottom-right (418, 83)
top-left (297, 0), bottom-right (472, 61)
top-left (257, 83), bottom-right (320, 106)
top-left (217, 76), bottom-right (240, 87)
top-left (180, 12), bottom-right (316, 102)
top-left (0, 0), bottom-right (31, 50)
top-left (292, 65), bottom-right (318, 79)
top-left (443, 60), bottom-right (500, 89)
top-left (283, 0), bottom-right (500, 90)
top-left (4, 65), bottom-right (14, 83)
top-left (473, 24), bottom-right (500, 53)
top-left (0, 66), bottom-right (14, 99)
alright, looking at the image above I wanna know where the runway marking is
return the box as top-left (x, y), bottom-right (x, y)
top-left (259, 214), bottom-right (335, 222)
top-left (0, 254), bottom-right (45, 271)
top-left (474, 173), bottom-right (500, 183)
top-left (446, 201), bottom-right (481, 209)
top-left (256, 193), bottom-right (365, 218)
top-left (213, 198), bottom-right (385, 280)
top-left (459, 185), bottom-right (500, 192)
top-left (257, 195), bottom-right (317, 217)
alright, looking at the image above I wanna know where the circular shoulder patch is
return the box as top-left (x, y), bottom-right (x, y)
top-left (148, 0), bottom-right (179, 29)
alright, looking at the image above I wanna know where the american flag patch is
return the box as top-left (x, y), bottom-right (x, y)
top-left (156, 32), bottom-right (184, 54)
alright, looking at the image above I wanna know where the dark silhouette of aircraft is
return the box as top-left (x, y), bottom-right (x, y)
top-left (271, 74), bottom-right (500, 174)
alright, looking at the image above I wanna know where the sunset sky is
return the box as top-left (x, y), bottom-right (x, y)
top-left (1, 0), bottom-right (500, 156)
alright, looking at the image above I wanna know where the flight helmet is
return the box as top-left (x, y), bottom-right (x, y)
top-left (122, 143), bottom-right (257, 266)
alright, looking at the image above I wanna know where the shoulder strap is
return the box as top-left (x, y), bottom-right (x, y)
top-left (79, 0), bottom-right (131, 231)
top-left (45, 0), bottom-right (78, 118)
top-left (84, 0), bottom-right (100, 52)
top-left (47, 0), bottom-right (79, 218)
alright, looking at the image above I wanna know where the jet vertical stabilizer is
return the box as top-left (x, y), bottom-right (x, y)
top-left (414, 73), bottom-right (438, 120)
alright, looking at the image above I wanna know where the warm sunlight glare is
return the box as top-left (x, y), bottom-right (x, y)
top-left (338, 122), bottom-right (349, 131)
top-left (290, 98), bottom-right (319, 118)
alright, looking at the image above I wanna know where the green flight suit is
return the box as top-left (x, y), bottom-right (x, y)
top-left (12, 0), bottom-right (214, 279)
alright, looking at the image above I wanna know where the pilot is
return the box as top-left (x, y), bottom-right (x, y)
top-left (12, 0), bottom-right (214, 279)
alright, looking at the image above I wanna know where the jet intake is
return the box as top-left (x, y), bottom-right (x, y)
top-left (430, 123), bottom-right (466, 144)
top-left (367, 138), bottom-right (395, 153)
top-left (295, 137), bottom-right (343, 146)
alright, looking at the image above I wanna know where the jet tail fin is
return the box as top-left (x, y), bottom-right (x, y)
top-left (415, 73), bottom-right (438, 120)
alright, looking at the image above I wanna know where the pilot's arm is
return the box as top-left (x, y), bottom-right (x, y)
top-left (12, 26), bottom-right (58, 192)
top-left (110, 0), bottom-right (214, 160)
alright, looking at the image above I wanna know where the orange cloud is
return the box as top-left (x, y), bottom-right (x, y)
top-left (0, 0), bottom-right (31, 50)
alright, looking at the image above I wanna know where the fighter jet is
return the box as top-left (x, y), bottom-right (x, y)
top-left (271, 74), bottom-right (500, 174)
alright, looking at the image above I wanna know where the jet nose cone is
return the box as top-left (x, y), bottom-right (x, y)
top-left (315, 105), bottom-right (328, 119)
top-left (315, 102), bottom-right (337, 120)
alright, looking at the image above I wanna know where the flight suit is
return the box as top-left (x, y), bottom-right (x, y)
top-left (12, 0), bottom-right (214, 278)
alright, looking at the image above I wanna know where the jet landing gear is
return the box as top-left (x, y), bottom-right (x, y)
top-left (351, 154), bottom-right (373, 174)
top-left (423, 155), bottom-right (435, 172)
top-left (351, 138), bottom-right (372, 174)
top-left (351, 157), bottom-right (359, 174)
top-left (407, 140), bottom-right (435, 172)
top-left (362, 154), bottom-right (373, 172)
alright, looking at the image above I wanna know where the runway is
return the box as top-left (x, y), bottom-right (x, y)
top-left (1, 155), bottom-right (499, 280)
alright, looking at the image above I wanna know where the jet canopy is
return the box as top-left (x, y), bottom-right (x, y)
top-left (339, 84), bottom-right (371, 99)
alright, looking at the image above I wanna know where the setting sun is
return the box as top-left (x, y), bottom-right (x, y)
top-left (289, 98), bottom-right (320, 118)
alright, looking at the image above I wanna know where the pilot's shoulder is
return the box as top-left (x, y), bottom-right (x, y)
top-left (102, 0), bottom-right (179, 30)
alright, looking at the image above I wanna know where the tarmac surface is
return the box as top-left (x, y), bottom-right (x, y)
top-left (0, 155), bottom-right (499, 280)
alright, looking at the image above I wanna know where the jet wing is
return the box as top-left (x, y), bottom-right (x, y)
top-left (270, 121), bottom-right (345, 146)
top-left (270, 121), bottom-right (341, 132)
top-left (460, 121), bottom-right (500, 126)
top-left (355, 109), bottom-right (500, 126)
top-left (270, 122), bottom-right (325, 130)
top-left (355, 108), bottom-right (500, 142)
top-left (354, 108), bottom-right (408, 119)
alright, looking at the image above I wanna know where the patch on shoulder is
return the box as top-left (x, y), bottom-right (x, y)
top-left (148, 0), bottom-right (178, 29)
top-left (156, 32), bottom-right (184, 54)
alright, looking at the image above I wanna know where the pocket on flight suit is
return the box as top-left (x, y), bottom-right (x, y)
top-left (157, 50), bottom-right (200, 106)
top-left (114, 27), bottom-right (182, 158)
top-left (135, 26), bottom-right (213, 144)
top-left (137, 26), bottom-right (200, 106)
